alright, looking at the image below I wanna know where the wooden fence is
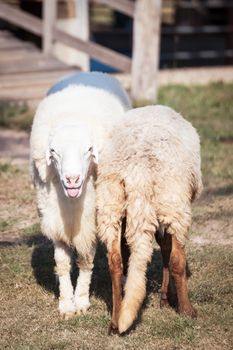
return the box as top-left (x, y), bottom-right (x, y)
top-left (0, 0), bottom-right (161, 101)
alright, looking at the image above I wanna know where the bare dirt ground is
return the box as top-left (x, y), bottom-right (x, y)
top-left (0, 128), bottom-right (34, 243)
top-left (191, 186), bottom-right (233, 248)
top-left (0, 128), bottom-right (29, 165)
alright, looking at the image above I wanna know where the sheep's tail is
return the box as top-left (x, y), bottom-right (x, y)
top-left (118, 193), bottom-right (156, 333)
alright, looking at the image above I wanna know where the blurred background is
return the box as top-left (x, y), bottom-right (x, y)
top-left (0, 0), bottom-right (233, 106)
top-left (1, 0), bottom-right (233, 70)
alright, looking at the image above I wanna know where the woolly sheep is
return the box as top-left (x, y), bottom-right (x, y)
top-left (30, 72), bottom-right (131, 319)
top-left (96, 105), bottom-right (202, 334)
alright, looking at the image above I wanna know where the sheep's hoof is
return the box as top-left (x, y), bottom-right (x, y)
top-left (160, 298), bottom-right (170, 309)
top-left (60, 311), bottom-right (76, 321)
top-left (75, 296), bottom-right (91, 315)
top-left (76, 307), bottom-right (89, 316)
top-left (59, 298), bottom-right (76, 320)
top-left (160, 292), bottom-right (170, 308)
top-left (108, 322), bottom-right (119, 335)
top-left (179, 304), bottom-right (197, 318)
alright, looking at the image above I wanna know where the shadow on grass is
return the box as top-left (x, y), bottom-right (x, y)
top-left (0, 234), bottom-right (58, 297)
top-left (31, 236), bottom-right (59, 298)
top-left (0, 230), bottom-right (193, 332)
top-left (203, 184), bottom-right (233, 198)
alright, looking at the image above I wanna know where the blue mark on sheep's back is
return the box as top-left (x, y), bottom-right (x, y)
top-left (47, 71), bottom-right (131, 109)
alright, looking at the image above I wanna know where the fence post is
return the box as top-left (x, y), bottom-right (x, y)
top-left (131, 0), bottom-right (162, 102)
top-left (76, 0), bottom-right (90, 70)
top-left (43, 0), bottom-right (56, 54)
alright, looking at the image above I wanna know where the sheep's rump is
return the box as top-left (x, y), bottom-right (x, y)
top-left (98, 105), bottom-right (203, 244)
top-left (47, 71), bottom-right (131, 110)
top-left (103, 105), bottom-right (202, 200)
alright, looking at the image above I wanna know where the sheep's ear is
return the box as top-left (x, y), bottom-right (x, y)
top-left (91, 144), bottom-right (98, 164)
top-left (46, 148), bottom-right (52, 166)
top-left (34, 158), bottom-right (50, 183)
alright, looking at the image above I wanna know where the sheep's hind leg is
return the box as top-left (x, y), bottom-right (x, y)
top-left (170, 235), bottom-right (197, 318)
top-left (108, 233), bottom-right (123, 334)
top-left (97, 178), bottom-right (125, 334)
top-left (54, 241), bottom-right (76, 320)
top-left (75, 245), bottom-right (96, 315)
top-left (155, 229), bottom-right (171, 308)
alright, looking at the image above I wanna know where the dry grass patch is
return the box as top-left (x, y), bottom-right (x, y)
top-left (0, 242), bottom-right (232, 349)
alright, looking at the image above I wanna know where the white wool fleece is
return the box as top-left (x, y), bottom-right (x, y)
top-left (97, 105), bottom-right (203, 332)
top-left (30, 76), bottom-right (132, 318)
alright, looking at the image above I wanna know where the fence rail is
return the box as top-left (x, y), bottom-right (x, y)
top-left (0, 0), bottom-right (161, 100)
top-left (53, 27), bottom-right (131, 71)
top-left (91, 0), bottom-right (134, 17)
top-left (177, 0), bottom-right (233, 8)
top-left (163, 25), bottom-right (233, 35)
top-left (0, 1), bottom-right (132, 72)
top-left (0, 2), bottom-right (42, 36)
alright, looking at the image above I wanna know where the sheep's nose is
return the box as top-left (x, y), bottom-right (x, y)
top-left (65, 175), bottom-right (80, 186)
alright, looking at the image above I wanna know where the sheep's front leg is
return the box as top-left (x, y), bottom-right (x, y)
top-left (54, 241), bottom-right (76, 319)
top-left (74, 247), bottom-right (95, 315)
top-left (170, 235), bottom-right (197, 318)
top-left (108, 232), bottom-right (123, 334)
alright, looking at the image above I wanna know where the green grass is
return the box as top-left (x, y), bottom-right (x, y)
top-left (157, 82), bottom-right (233, 186)
top-left (0, 82), bottom-right (233, 349)
top-left (0, 162), bottom-right (22, 174)
top-left (21, 223), bottom-right (41, 237)
top-left (0, 101), bottom-right (33, 131)
top-left (0, 220), bottom-right (9, 232)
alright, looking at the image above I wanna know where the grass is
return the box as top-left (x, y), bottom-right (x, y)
top-left (157, 82), bottom-right (233, 186)
top-left (0, 101), bottom-right (33, 132)
top-left (0, 220), bottom-right (9, 232)
top-left (0, 82), bottom-right (233, 349)
top-left (0, 162), bottom-right (21, 174)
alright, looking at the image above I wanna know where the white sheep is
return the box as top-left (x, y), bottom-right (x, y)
top-left (30, 72), bottom-right (131, 319)
top-left (96, 105), bottom-right (202, 334)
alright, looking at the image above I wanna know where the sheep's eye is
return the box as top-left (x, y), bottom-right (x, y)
top-left (85, 147), bottom-right (92, 155)
top-left (50, 148), bottom-right (59, 158)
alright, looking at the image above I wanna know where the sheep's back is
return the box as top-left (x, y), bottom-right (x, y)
top-left (100, 105), bottom-right (202, 202)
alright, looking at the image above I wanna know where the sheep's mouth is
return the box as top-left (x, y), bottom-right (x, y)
top-left (64, 183), bottom-right (83, 198)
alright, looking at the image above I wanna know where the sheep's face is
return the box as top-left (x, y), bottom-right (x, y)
top-left (46, 124), bottom-right (98, 199)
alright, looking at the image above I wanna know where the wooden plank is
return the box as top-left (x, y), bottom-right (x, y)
top-left (92, 0), bottom-right (134, 17)
top-left (43, 0), bottom-right (56, 54)
top-left (0, 70), bottom-right (77, 89)
top-left (53, 27), bottom-right (131, 72)
top-left (0, 51), bottom-right (41, 63)
top-left (178, 0), bottom-right (233, 8)
top-left (0, 86), bottom-right (55, 100)
top-left (163, 25), bottom-right (233, 35)
top-left (0, 30), bottom-right (12, 38)
top-left (0, 3), bottom-right (42, 36)
top-left (0, 56), bottom-right (71, 75)
top-left (0, 40), bottom-right (35, 50)
top-left (0, 70), bottom-right (77, 84)
top-left (132, 0), bottom-right (162, 101)
top-left (0, 47), bottom-right (39, 58)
